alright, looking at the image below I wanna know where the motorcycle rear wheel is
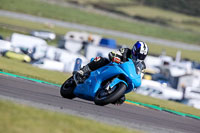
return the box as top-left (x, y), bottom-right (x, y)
top-left (94, 82), bottom-right (126, 106)
top-left (60, 76), bottom-right (76, 99)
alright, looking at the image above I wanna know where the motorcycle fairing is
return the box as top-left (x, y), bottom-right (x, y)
top-left (73, 58), bottom-right (141, 100)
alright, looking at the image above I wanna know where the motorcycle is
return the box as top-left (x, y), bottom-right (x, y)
top-left (60, 58), bottom-right (142, 106)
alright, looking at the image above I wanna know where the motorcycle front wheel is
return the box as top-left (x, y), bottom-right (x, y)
top-left (60, 76), bottom-right (76, 99)
top-left (94, 82), bottom-right (127, 106)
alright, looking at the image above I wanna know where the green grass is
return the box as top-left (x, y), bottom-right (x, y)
top-left (126, 93), bottom-right (200, 117)
top-left (0, 27), bottom-right (17, 38)
top-left (0, 15), bottom-right (70, 35)
top-left (1, 56), bottom-right (200, 117)
top-left (1, 15), bottom-right (200, 62)
top-left (0, 57), bottom-right (70, 84)
top-left (105, 35), bottom-right (200, 62)
top-left (0, 99), bottom-right (140, 133)
top-left (147, 43), bottom-right (200, 62)
top-left (65, 0), bottom-right (200, 33)
top-left (0, 0), bottom-right (199, 131)
top-left (116, 5), bottom-right (200, 33)
top-left (1, 0), bottom-right (200, 44)
top-left (0, 16), bottom-right (71, 46)
top-left (67, 0), bottom-right (134, 4)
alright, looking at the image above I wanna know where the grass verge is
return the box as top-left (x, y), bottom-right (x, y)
top-left (0, 99), bottom-right (140, 133)
top-left (1, 56), bottom-right (200, 117)
top-left (126, 93), bottom-right (200, 117)
top-left (0, 15), bottom-right (200, 62)
top-left (0, 0), bottom-right (200, 44)
top-left (0, 57), bottom-right (69, 84)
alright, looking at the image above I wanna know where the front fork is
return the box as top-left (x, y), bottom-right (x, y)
top-left (73, 58), bottom-right (82, 85)
top-left (100, 77), bottom-right (127, 97)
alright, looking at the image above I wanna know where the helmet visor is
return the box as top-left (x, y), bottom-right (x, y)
top-left (138, 54), bottom-right (147, 60)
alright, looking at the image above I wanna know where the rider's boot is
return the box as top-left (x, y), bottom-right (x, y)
top-left (73, 65), bottom-right (91, 83)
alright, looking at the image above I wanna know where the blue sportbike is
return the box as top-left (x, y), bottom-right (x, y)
top-left (60, 58), bottom-right (142, 106)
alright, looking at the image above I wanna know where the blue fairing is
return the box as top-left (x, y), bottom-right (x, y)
top-left (73, 58), bottom-right (141, 100)
top-left (109, 78), bottom-right (128, 89)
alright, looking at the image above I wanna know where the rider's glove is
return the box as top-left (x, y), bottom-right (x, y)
top-left (112, 57), bottom-right (121, 63)
top-left (135, 61), bottom-right (146, 75)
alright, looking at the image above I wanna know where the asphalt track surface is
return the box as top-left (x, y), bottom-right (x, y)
top-left (0, 74), bottom-right (200, 133)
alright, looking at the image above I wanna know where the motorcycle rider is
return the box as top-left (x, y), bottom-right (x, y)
top-left (74, 41), bottom-right (149, 104)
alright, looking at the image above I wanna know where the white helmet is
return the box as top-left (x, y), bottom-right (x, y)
top-left (132, 41), bottom-right (148, 60)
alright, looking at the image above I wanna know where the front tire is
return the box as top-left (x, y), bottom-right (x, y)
top-left (94, 82), bottom-right (127, 106)
top-left (60, 76), bottom-right (76, 99)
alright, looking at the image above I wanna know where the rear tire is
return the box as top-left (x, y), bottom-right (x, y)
top-left (94, 82), bottom-right (126, 106)
top-left (60, 76), bottom-right (76, 99)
